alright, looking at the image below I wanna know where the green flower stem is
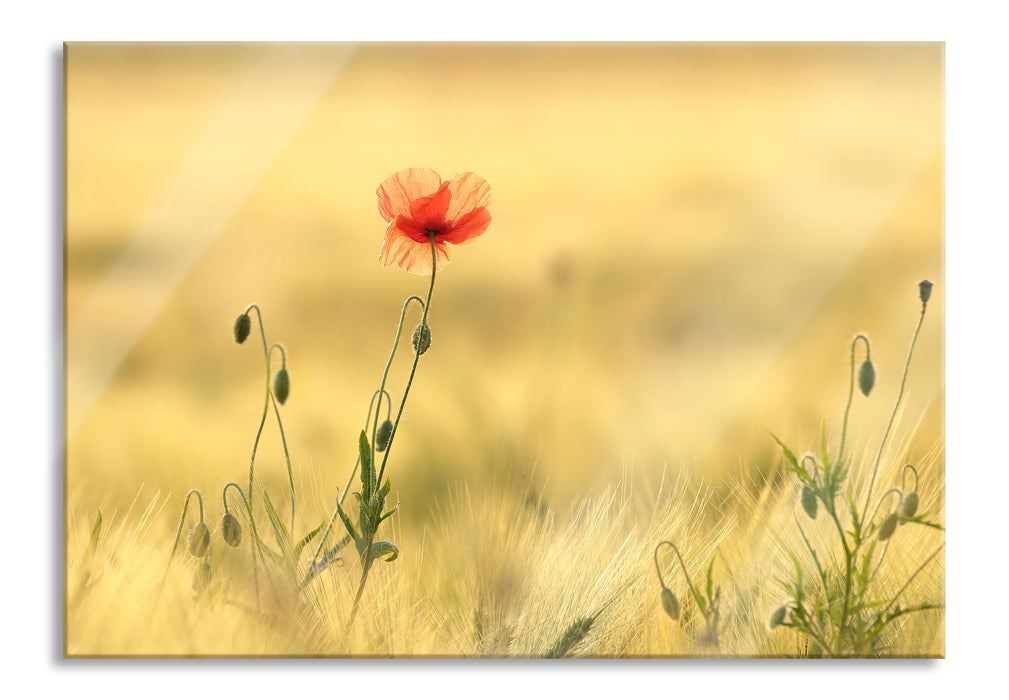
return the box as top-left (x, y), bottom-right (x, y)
top-left (654, 541), bottom-right (706, 611)
top-left (269, 389), bottom-right (295, 534)
top-left (223, 481), bottom-right (269, 556)
top-left (866, 488), bottom-right (903, 526)
top-left (825, 504), bottom-right (854, 655)
top-left (242, 303), bottom-right (271, 606)
top-left (376, 236), bottom-right (439, 489)
top-left (838, 334), bottom-right (871, 465)
top-left (348, 236), bottom-right (439, 632)
top-left (340, 302), bottom-right (423, 508)
top-left (166, 489), bottom-right (204, 567)
top-left (901, 464), bottom-right (919, 494)
top-left (861, 302), bottom-right (929, 515)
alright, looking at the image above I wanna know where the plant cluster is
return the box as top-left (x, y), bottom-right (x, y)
top-left (656, 280), bottom-right (943, 657)
top-left (163, 168), bottom-right (493, 628)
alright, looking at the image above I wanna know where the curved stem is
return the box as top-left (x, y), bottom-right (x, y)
top-left (243, 304), bottom-right (270, 514)
top-left (376, 237), bottom-right (438, 488)
top-left (340, 300), bottom-right (424, 508)
top-left (866, 488), bottom-right (903, 527)
top-left (861, 305), bottom-right (928, 515)
top-left (801, 455), bottom-right (819, 485)
top-left (167, 489), bottom-right (204, 566)
top-left (242, 303), bottom-right (270, 606)
top-left (838, 334), bottom-right (871, 465)
top-left (901, 464), bottom-right (919, 494)
top-left (270, 392), bottom-right (295, 534)
top-left (654, 541), bottom-right (705, 611)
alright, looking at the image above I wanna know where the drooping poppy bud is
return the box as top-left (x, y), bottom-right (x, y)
top-left (858, 359), bottom-right (876, 397)
top-left (273, 368), bottom-right (290, 405)
top-left (660, 587), bottom-right (680, 621)
top-left (413, 324), bottom-right (432, 355)
top-left (899, 492), bottom-right (919, 520)
top-left (188, 521), bottom-right (211, 557)
top-left (801, 485), bottom-right (818, 520)
top-left (769, 605), bottom-right (788, 630)
top-left (233, 313), bottom-right (251, 344)
top-left (193, 559), bottom-right (212, 592)
top-left (918, 280), bottom-right (933, 304)
top-left (376, 419), bottom-right (393, 452)
top-left (221, 513), bottom-right (242, 547)
top-left (878, 512), bottom-right (898, 541)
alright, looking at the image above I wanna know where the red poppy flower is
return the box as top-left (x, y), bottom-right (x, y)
top-left (377, 168), bottom-right (492, 275)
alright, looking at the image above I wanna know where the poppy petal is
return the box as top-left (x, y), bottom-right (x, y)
top-left (445, 172), bottom-right (492, 222)
top-left (440, 206), bottom-right (491, 246)
top-left (408, 182), bottom-right (452, 230)
top-left (379, 221), bottom-right (451, 275)
top-left (377, 168), bottom-right (442, 222)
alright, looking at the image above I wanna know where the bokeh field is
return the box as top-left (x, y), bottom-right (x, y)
top-left (65, 42), bottom-right (943, 656)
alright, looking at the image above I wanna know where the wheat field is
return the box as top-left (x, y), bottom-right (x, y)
top-left (64, 42), bottom-right (943, 658)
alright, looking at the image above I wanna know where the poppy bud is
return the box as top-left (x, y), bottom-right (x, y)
top-left (376, 419), bottom-right (393, 452)
top-left (273, 368), bottom-right (290, 405)
top-left (918, 280), bottom-right (933, 304)
top-left (188, 521), bottom-right (211, 557)
top-left (899, 492), bottom-right (919, 520)
top-left (413, 324), bottom-right (432, 355)
top-left (233, 313), bottom-right (251, 344)
top-left (769, 605), bottom-right (788, 630)
top-left (660, 587), bottom-right (680, 621)
top-left (878, 512), bottom-right (898, 541)
top-left (801, 485), bottom-right (818, 520)
top-left (193, 560), bottom-right (212, 592)
top-left (858, 359), bottom-right (875, 397)
top-left (221, 513), bottom-right (242, 547)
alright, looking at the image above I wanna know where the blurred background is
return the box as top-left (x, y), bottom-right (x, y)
top-left (66, 43), bottom-right (943, 533)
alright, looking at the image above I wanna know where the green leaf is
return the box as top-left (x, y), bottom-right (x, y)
top-left (770, 432), bottom-right (808, 480)
top-left (335, 497), bottom-right (361, 546)
top-left (900, 514), bottom-right (945, 531)
top-left (379, 501), bottom-right (402, 523)
top-left (370, 540), bottom-right (399, 562)
top-left (380, 478), bottom-right (391, 500)
top-left (263, 491), bottom-right (290, 552)
top-left (86, 509), bottom-right (102, 559)
top-left (359, 430), bottom-right (373, 495)
top-left (293, 524), bottom-right (323, 559)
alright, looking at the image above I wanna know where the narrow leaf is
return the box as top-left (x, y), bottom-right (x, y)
top-left (263, 491), bottom-right (289, 552)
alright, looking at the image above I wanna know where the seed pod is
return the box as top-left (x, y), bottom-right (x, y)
top-left (188, 521), bottom-right (211, 557)
top-left (769, 605), bottom-right (788, 630)
top-left (193, 559), bottom-right (212, 592)
top-left (221, 512), bottom-right (242, 547)
top-left (858, 359), bottom-right (876, 397)
top-left (918, 280), bottom-right (933, 304)
top-left (273, 368), bottom-right (290, 405)
top-left (899, 492), bottom-right (919, 520)
top-left (413, 324), bottom-right (432, 355)
top-left (233, 313), bottom-right (251, 344)
top-left (376, 419), bottom-right (393, 452)
top-left (660, 587), bottom-right (680, 621)
top-left (878, 512), bottom-right (898, 541)
top-left (801, 485), bottom-right (818, 520)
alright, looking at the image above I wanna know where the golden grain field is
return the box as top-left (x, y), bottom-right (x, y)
top-left (65, 42), bottom-right (943, 657)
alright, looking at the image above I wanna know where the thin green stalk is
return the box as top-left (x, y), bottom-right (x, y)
top-left (349, 236), bottom-right (438, 631)
top-left (243, 303), bottom-right (271, 606)
top-left (654, 541), bottom-right (706, 611)
top-left (861, 306), bottom-right (928, 515)
top-left (340, 301), bottom-right (423, 508)
top-left (376, 236), bottom-right (438, 488)
top-left (165, 489), bottom-right (204, 568)
top-left (838, 334), bottom-right (870, 464)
